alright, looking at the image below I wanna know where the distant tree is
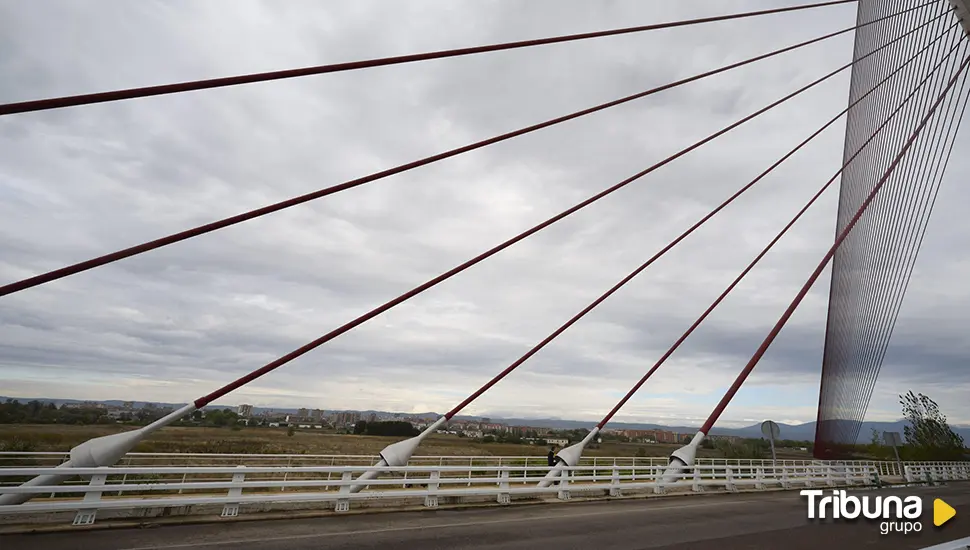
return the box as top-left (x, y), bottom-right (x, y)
top-left (287, 426), bottom-right (296, 437)
top-left (201, 409), bottom-right (239, 427)
top-left (865, 428), bottom-right (892, 460)
top-left (899, 391), bottom-right (965, 460)
top-left (353, 421), bottom-right (368, 435)
top-left (482, 435), bottom-right (496, 443)
top-left (0, 400), bottom-right (105, 425)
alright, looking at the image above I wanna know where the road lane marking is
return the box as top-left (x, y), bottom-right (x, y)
top-left (121, 497), bottom-right (793, 550)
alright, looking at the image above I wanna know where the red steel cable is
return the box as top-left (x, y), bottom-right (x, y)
top-left (0, 1), bottom-right (859, 117)
top-left (189, 34), bottom-right (890, 410)
top-left (597, 26), bottom-right (953, 429)
top-left (443, 116), bottom-right (840, 419)
top-left (698, 51), bottom-right (970, 435)
top-left (440, 26), bottom-right (942, 421)
top-left (0, 4), bottom-right (932, 299)
top-left (179, 15), bottom-right (936, 410)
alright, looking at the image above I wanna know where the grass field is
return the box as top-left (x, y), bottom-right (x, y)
top-left (0, 424), bottom-right (813, 460)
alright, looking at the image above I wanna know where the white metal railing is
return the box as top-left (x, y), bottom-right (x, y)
top-left (3, 451), bottom-right (957, 477)
top-left (905, 463), bottom-right (970, 483)
top-left (2, 453), bottom-right (964, 495)
top-left (3, 459), bottom-right (957, 527)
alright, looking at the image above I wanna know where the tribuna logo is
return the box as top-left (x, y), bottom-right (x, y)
top-left (801, 490), bottom-right (923, 535)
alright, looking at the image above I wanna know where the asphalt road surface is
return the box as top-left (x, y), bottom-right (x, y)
top-left (2, 484), bottom-right (969, 549)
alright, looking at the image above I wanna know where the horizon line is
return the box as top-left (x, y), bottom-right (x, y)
top-left (0, 394), bottom-right (921, 429)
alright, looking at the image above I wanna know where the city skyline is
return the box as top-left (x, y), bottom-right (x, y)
top-left (10, 393), bottom-right (969, 445)
top-left (2, 393), bottom-right (945, 427)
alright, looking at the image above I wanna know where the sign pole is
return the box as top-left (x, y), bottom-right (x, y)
top-left (884, 431), bottom-right (904, 477)
top-left (761, 420), bottom-right (780, 466)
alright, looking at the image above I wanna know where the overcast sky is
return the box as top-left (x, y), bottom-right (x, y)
top-left (1, 0), bottom-right (968, 429)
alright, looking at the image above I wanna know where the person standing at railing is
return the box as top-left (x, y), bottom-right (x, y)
top-left (547, 447), bottom-right (561, 486)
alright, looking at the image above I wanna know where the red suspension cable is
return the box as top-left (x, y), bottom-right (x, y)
top-left (188, 16), bottom-right (929, 410)
top-left (0, 1), bottom-right (859, 117)
top-left (698, 51), bottom-right (970, 435)
top-left (597, 25), bottom-right (958, 429)
top-left (448, 16), bottom-right (953, 424)
top-left (0, 4), bottom-right (930, 299)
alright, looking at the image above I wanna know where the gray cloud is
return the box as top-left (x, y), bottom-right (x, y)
top-left (1, 0), bottom-right (968, 429)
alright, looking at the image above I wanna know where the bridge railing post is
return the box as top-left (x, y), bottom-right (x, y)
top-left (755, 466), bottom-right (765, 490)
top-left (118, 455), bottom-right (132, 496)
top-left (221, 465), bottom-right (246, 518)
top-left (281, 457), bottom-right (292, 492)
top-left (653, 465), bottom-right (665, 494)
top-left (335, 471), bottom-right (352, 512)
top-left (425, 470), bottom-right (440, 508)
top-left (610, 465), bottom-right (621, 497)
top-left (72, 473), bottom-right (107, 526)
top-left (557, 466), bottom-right (570, 501)
top-left (177, 471), bottom-right (188, 495)
top-left (497, 470), bottom-right (510, 505)
top-left (725, 466), bottom-right (736, 492)
top-left (692, 464), bottom-right (703, 492)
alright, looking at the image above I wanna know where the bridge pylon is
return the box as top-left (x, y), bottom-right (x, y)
top-left (949, 0), bottom-right (970, 35)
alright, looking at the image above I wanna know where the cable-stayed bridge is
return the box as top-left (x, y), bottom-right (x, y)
top-left (1, 1), bottom-right (969, 548)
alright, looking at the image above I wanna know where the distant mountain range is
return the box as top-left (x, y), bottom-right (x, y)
top-left (4, 396), bottom-right (968, 444)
